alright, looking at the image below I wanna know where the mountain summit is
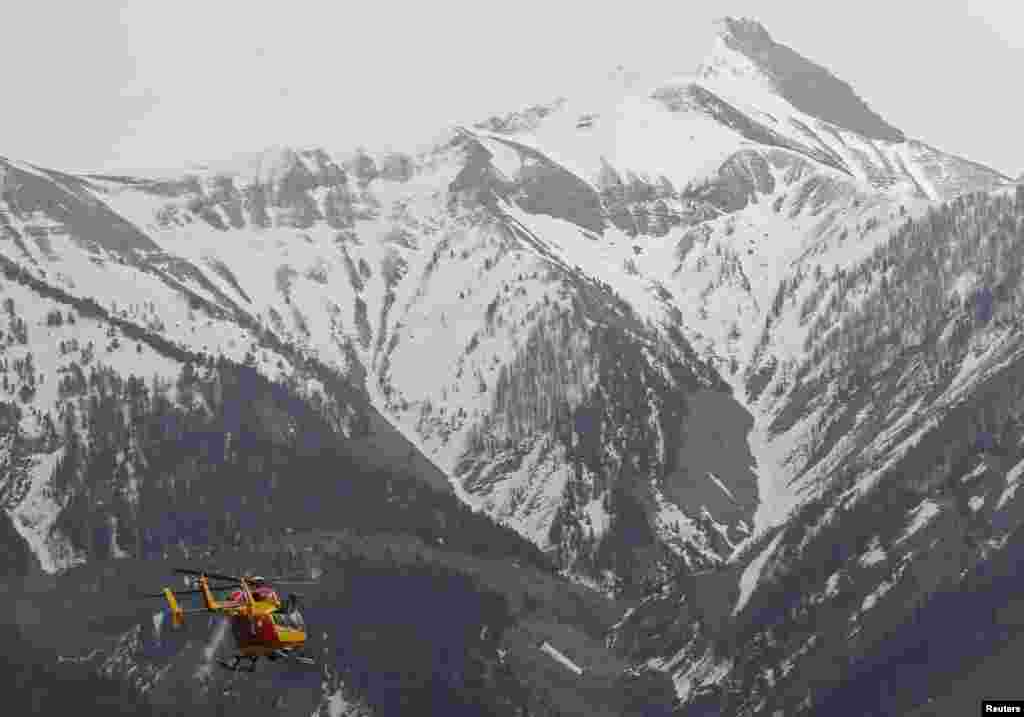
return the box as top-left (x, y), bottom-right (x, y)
top-left (698, 16), bottom-right (905, 142)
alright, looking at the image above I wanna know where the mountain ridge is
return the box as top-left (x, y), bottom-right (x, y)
top-left (700, 16), bottom-right (905, 143)
top-left (0, 14), bottom-right (1013, 580)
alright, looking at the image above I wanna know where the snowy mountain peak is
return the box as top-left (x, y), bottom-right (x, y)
top-left (697, 16), bottom-right (905, 143)
top-left (713, 16), bottom-right (775, 51)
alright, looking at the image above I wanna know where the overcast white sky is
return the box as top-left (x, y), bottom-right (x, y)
top-left (2, 0), bottom-right (1021, 176)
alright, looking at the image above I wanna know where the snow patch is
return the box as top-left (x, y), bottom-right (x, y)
top-left (6, 447), bottom-right (80, 574)
top-left (860, 578), bottom-right (895, 612)
top-left (539, 641), bottom-right (584, 675)
top-left (896, 499), bottom-right (942, 544)
top-left (706, 471), bottom-right (736, 501)
top-left (858, 536), bottom-right (887, 567)
top-left (824, 571), bottom-right (842, 597)
top-left (321, 686), bottom-right (371, 717)
top-left (652, 482), bottom-right (703, 558)
top-left (997, 458), bottom-right (1024, 509)
top-left (581, 497), bottom-right (611, 539)
top-left (733, 530), bottom-right (783, 615)
top-left (672, 652), bottom-right (733, 703)
top-left (961, 462), bottom-right (989, 484)
top-left (894, 143), bottom-right (940, 200)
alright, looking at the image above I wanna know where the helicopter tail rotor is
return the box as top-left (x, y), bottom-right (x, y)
top-left (162, 588), bottom-right (186, 627)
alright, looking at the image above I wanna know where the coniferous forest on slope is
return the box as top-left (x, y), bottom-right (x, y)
top-left (0, 338), bottom-right (675, 715)
top-left (5, 187), bottom-right (1023, 716)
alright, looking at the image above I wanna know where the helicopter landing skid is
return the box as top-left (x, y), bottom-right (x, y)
top-left (218, 656), bottom-right (258, 673)
top-left (271, 649), bottom-right (316, 666)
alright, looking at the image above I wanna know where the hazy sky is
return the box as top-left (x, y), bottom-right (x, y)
top-left (3, 0), bottom-right (1022, 176)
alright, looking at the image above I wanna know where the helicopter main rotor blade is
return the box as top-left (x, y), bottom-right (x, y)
top-left (140, 589), bottom-right (203, 598)
top-left (139, 584), bottom-right (239, 598)
top-left (174, 568), bottom-right (243, 583)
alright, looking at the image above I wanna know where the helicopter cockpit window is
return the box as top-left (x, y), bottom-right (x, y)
top-left (273, 612), bottom-right (303, 629)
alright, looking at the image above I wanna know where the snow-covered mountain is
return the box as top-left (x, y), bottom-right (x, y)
top-left (0, 15), bottom-right (1013, 582)
top-left (1, 14), bottom-right (1022, 715)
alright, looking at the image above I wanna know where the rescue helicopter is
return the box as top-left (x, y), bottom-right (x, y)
top-left (141, 567), bottom-right (320, 672)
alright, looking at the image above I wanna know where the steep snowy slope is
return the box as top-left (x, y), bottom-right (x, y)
top-left (465, 16), bottom-right (1010, 542)
top-left (0, 135), bottom-right (735, 599)
top-left (449, 16), bottom-right (1011, 551)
